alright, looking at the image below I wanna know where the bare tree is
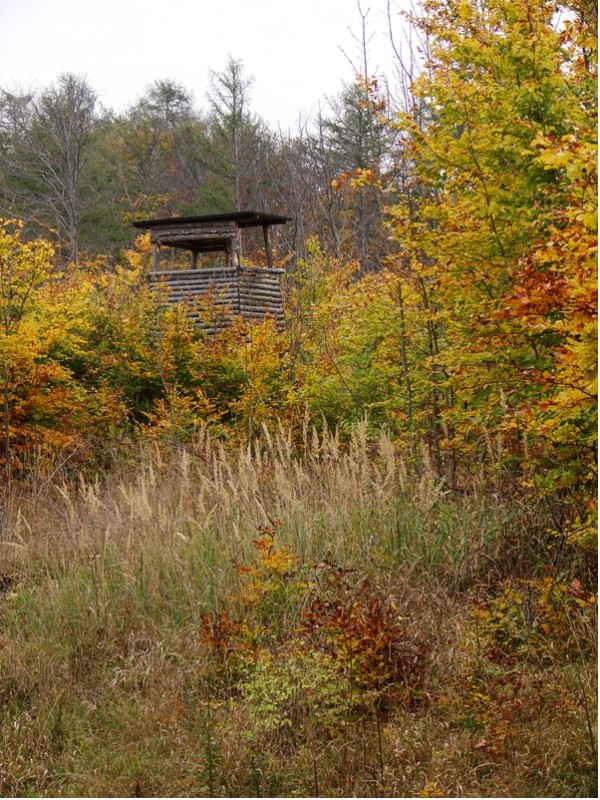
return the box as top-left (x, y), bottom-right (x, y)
top-left (0, 73), bottom-right (98, 262)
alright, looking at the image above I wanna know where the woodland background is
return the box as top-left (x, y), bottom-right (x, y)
top-left (0, 0), bottom-right (597, 797)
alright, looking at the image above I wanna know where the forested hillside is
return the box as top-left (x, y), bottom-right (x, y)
top-left (0, 1), bottom-right (597, 797)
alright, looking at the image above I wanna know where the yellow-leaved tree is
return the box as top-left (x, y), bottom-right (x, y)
top-left (384, 0), bottom-right (596, 534)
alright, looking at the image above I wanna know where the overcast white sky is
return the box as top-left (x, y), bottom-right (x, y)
top-left (0, 0), bottom-right (408, 130)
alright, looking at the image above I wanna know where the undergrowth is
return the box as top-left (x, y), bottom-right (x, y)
top-left (0, 426), bottom-right (596, 797)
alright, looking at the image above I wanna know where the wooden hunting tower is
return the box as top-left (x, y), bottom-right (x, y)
top-left (132, 211), bottom-right (291, 332)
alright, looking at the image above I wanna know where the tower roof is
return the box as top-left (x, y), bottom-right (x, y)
top-left (132, 210), bottom-right (291, 230)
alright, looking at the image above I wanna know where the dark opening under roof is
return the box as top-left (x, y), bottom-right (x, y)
top-left (132, 210), bottom-right (291, 230)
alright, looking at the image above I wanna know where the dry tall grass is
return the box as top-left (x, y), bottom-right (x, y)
top-left (2, 424), bottom-right (510, 591)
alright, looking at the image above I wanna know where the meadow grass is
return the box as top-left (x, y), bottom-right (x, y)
top-left (0, 425), bottom-right (596, 797)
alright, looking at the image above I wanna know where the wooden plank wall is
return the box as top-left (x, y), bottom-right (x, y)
top-left (149, 266), bottom-right (285, 333)
top-left (149, 221), bottom-right (238, 244)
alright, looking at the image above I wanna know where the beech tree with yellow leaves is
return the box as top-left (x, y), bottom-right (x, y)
top-left (0, 220), bottom-right (54, 479)
top-left (382, 0), bottom-right (596, 529)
